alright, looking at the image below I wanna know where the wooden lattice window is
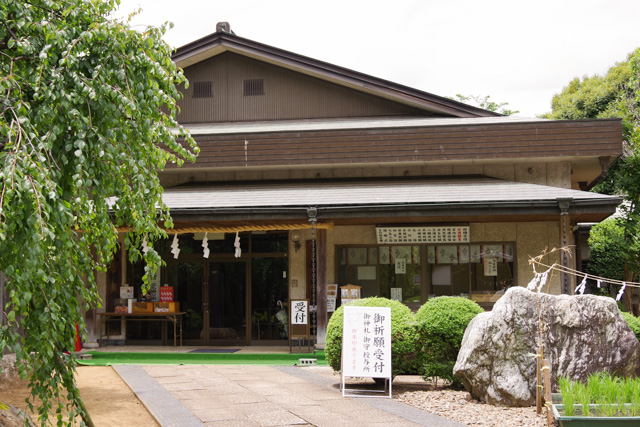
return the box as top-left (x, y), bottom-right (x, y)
top-left (193, 81), bottom-right (213, 98)
top-left (243, 79), bottom-right (264, 96)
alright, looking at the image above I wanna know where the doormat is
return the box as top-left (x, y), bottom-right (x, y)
top-left (77, 351), bottom-right (325, 367)
top-left (188, 349), bottom-right (240, 353)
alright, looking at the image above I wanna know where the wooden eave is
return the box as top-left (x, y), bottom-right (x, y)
top-left (172, 31), bottom-right (499, 118)
top-left (174, 117), bottom-right (622, 171)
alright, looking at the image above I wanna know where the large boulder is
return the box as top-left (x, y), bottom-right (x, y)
top-left (0, 402), bottom-right (36, 427)
top-left (453, 287), bottom-right (640, 406)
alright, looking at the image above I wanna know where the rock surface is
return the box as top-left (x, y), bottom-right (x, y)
top-left (453, 287), bottom-right (640, 406)
top-left (1, 354), bottom-right (34, 426)
top-left (0, 354), bottom-right (23, 391)
top-left (0, 401), bottom-right (35, 427)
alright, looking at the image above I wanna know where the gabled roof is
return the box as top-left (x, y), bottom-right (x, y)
top-left (172, 28), bottom-right (500, 119)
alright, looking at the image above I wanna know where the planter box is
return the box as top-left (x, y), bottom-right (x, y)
top-left (132, 302), bottom-right (153, 313)
top-left (154, 302), bottom-right (180, 313)
top-left (553, 403), bottom-right (640, 426)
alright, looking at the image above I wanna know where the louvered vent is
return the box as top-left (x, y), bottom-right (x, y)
top-left (193, 81), bottom-right (213, 98)
top-left (243, 79), bottom-right (264, 96)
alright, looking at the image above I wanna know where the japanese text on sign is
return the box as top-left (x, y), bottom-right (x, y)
top-left (291, 300), bottom-right (308, 325)
top-left (342, 306), bottom-right (391, 378)
top-left (376, 226), bottom-right (470, 244)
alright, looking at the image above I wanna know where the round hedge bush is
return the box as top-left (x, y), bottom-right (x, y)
top-left (415, 296), bottom-right (484, 386)
top-left (325, 297), bottom-right (419, 376)
top-left (621, 311), bottom-right (640, 341)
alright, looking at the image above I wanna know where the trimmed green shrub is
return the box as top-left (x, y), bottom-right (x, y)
top-left (325, 297), bottom-right (419, 376)
top-left (621, 311), bottom-right (640, 341)
top-left (415, 296), bottom-right (484, 387)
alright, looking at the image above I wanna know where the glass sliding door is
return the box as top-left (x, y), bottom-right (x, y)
top-left (207, 261), bottom-right (247, 343)
top-left (251, 257), bottom-right (288, 343)
top-left (166, 262), bottom-right (204, 343)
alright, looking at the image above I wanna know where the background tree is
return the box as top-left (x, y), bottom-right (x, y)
top-left (543, 48), bottom-right (640, 309)
top-left (586, 216), bottom-right (626, 281)
top-left (451, 94), bottom-right (519, 116)
top-left (0, 0), bottom-right (197, 424)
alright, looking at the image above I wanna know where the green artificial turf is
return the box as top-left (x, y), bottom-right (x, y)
top-left (77, 351), bottom-right (326, 366)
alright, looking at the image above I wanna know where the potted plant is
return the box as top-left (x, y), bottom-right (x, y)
top-left (552, 372), bottom-right (640, 426)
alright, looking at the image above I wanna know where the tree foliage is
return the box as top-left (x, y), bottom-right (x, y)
top-left (544, 48), bottom-right (640, 301)
top-left (0, 0), bottom-right (197, 424)
top-left (542, 61), bottom-right (632, 121)
top-left (451, 94), bottom-right (519, 116)
top-left (587, 217), bottom-right (627, 282)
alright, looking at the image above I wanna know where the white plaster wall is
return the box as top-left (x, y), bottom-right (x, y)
top-left (288, 228), bottom-right (310, 300)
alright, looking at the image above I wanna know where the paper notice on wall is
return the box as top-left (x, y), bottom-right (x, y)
top-left (484, 257), bottom-right (498, 276)
top-left (327, 284), bottom-right (337, 312)
top-left (120, 286), bottom-right (134, 299)
top-left (379, 246), bottom-right (391, 264)
top-left (390, 288), bottom-right (402, 301)
top-left (395, 258), bottom-right (406, 274)
top-left (149, 270), bottom-right (161, 302)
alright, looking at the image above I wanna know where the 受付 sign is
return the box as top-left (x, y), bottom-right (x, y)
top-left (291, 300), bottom-right (308, 325)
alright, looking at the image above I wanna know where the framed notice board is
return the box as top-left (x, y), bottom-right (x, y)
top-left (289, 299), bottom-right (310, 353)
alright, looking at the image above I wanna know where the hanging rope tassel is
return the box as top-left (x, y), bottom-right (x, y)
top-left (170, 234), bottom-right (180, 259)
top-left (575, 274), bottom-right (587, 295)
top-left (617, 283), bottom-right (627, 301)
top-left (202, 232), bottom-right (210, 258)
top-left (234, 231), bottom-right (241, 258)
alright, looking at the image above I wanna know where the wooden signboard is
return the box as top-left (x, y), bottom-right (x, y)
top-left (341, 305), bottom-right (392, 398)
top-left (289, 299), bottom-right (310, 353)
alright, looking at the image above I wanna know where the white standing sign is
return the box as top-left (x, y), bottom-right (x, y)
top-left (341, 306), bottom-right (392, 398)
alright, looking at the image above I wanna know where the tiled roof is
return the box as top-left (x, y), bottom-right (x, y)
top-left (162, 177), bottom-right (620, 211)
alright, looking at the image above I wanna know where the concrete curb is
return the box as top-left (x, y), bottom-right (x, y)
top-left (113, 365), bottom-right (203, 427)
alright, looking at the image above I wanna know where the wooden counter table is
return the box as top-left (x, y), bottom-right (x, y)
top-left (98, 312), bottom-right (185, 347)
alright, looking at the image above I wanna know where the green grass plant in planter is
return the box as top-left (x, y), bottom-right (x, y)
top-left (558, 376), bottom-right (576, 416)
top-left (620, 312), bottom-right (640, 341)
top-left (554, 372), bottom-right (640, 422)
top-left (415, 296), bottom-right (484, 388)
top-left (325, 297), bottom-right (419, 377)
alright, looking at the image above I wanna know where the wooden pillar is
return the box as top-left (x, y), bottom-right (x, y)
top-left (557, 198), bottom-right (573, 294)
top-left (315, 229), bottom-right (328, 348)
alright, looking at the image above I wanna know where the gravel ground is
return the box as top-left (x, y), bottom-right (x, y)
top-left (312, 367), bottom-right (554, 426)
top-left (395, 389), bottom-right (553, 427)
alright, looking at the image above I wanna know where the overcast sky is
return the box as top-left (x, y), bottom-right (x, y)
top-left (114, 0), bottom-right (640, 117)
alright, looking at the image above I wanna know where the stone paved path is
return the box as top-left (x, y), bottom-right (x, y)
top-left (115, 364), bottom-right (467, 426)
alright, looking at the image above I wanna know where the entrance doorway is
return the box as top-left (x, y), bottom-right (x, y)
top-left (162, 232), bottom-right (289, 346)
top-left (251, 257), bottom-right (288, 343)
top-left (207, 261), bottom-right (247, 343)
